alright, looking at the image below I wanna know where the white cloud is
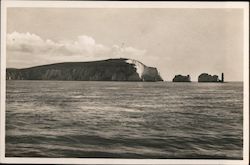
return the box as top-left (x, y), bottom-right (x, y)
top-left (111, 44), bottom-right (146, 60)
top-left (7, 32), bottom-right (146, 68)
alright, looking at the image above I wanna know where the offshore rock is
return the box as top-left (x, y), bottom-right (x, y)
top-left (172, 75), bottom-right (191, 82)
top-left (198, 73), bottom-right (220, 82)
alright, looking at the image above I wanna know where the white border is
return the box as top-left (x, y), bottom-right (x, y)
top-left (0, 0), bottom-right (7, 164)
top-left (243, 3), bottom-right (249, 164)
top-left (2, 1), bottom-right (249, 8)
top-left (0, 1), bottom-right (249, 164)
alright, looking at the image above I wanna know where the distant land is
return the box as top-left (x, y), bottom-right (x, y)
top-left (6, 58), bottom-right (163, 82)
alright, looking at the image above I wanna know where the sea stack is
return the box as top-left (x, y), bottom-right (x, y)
top-left (198, 73), bottom-right (224, 83)
top-left (221, 73), bottom-right (224, 82)
top-left (172, 75), bottom-right (191, 82)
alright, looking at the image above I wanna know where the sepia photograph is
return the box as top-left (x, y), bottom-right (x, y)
top-left (0, 1), bottom-right (249, 164)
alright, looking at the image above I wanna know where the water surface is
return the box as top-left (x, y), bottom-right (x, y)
top-left (6, 81), bottom-right (243, 159)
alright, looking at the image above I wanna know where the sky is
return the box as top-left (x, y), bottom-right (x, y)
top-left (6, 8), bottom-right (244, 81)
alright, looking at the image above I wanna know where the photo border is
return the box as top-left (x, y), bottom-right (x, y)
top-left (1, 1), bottom-right (249, 164)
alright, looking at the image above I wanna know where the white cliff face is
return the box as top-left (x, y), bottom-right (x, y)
top-left (126, 58), bottom-right (163, 81)
top-left (126, 59), bottom-right (145, 79)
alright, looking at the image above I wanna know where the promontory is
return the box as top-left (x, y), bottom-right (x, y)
top-left (6, 58), bottom-right (163, 82)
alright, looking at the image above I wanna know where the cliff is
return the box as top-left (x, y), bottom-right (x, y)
top-left (172, 75), bottom-right (191, 82)
top-left (6, 58), bottom-right (163, 82)
top-left (198, 73), bottom-right (220, 82)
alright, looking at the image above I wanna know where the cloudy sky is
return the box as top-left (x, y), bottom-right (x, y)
top-left (7, 8), bottom-right (244, 81)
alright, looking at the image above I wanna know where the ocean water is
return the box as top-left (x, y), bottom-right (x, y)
top-left (6, 81), bottom-right (243, 159)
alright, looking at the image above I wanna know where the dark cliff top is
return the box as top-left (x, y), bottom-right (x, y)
top-left (7, 58), bottom-right (131, 71)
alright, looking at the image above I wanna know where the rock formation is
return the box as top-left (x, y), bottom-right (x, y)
top-left (172, 75), bottom-right (191, 82)
top-left (6, 58), bottom-right (163, 82)
top-left (126, 59), bottom-right (163, 81)
top-left (198, 73), bottom-right (221, 82)
top-left (221, 73), bottom-right (224, 82)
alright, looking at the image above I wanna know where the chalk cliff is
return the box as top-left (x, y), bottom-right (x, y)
top-left (6, 58), bottom-right (163, 82)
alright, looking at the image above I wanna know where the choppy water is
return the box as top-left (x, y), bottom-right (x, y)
top-left (6, 81), bottom-right (243, 159)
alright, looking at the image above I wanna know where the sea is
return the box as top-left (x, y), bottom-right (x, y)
top-left (5, 81), bottom-right (243, 159)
